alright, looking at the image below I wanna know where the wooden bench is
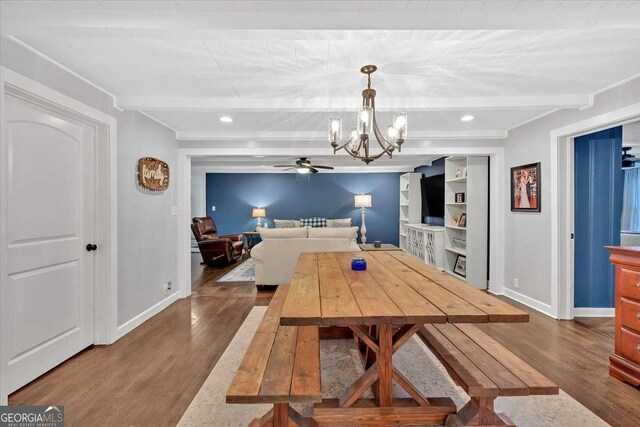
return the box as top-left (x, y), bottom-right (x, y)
top-left (417, 323), bottom-right (559, 427)
top-left (226, 284), bottom-right (321, 427)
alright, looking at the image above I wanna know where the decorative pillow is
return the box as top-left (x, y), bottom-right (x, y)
top-left (326, 218), bottom-right (352, 228)
top-left (274, 219), bottom-right (301, 228)
top-left (299, 217), bottom-right (327, 228)
top-left (259, 227), bottom-right (308, 238)
top-left (308, 226), bottom-right (358, 240)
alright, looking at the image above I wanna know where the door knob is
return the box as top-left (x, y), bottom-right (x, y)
top-left (86, 244), bottom-right (97, 252)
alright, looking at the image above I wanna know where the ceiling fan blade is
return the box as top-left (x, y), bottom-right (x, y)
top-left (310, 165), bottom-right (334, 169)
top-left (282, 167), bottom-right (297, 171)
top-left (274, 164), bottom-right (296, 168)
top-left (308, 167), bottom-right (319, 173)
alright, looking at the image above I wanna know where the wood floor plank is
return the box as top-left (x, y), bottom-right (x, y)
top-left (316, 252), bottom-right (363, 326)
top-left (334, 252), bottom-right (406, 325)
top-left (370, 252), bottom-right (488, 323)
top-left (359, 252), bottom-right (447, 324)
top-left (387, 251), bottom-right (529, 323)
top-left (280, 253), bottom-right (322, 326)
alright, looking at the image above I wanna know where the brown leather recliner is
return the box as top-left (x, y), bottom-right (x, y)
top-left (191, 217), bottom-right (244, 264)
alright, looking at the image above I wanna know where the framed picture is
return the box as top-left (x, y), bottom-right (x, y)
top-left (455, 192), bottom-right (465, 203)
top-left (455, 168), bottom-right (463, 178)
top-left (453, 255), bottom-right (467, 278)
top-left (458, 213), bottom-right (467, 228)
top-left (511, 162), bottom-right (540, 212)
top-left (452, 214), bottom-right (460, 226)
top-left (452, 238), bottom-right (466, 251)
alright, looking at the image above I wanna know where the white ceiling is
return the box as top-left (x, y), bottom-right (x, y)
top-left (2, 1), bottom-right (640, 171)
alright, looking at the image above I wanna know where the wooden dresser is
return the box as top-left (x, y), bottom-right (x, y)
top-left (606, 246), bottom-right (640, 386)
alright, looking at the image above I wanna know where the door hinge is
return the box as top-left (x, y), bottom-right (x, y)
top-left (570, 233), bottom-right (574, 240)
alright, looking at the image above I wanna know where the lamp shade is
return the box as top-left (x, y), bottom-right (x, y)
top-left (252, 208), bottom-right (266, 218)
top-left (354, 194), bottom-right (372, 208)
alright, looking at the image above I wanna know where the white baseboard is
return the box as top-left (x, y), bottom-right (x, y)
top-left (500, 288), bottom-right (555, 318)
top-left (116, 291), bottom-right (180, 340)
top-left (573, 307), bottom-right (615, 317)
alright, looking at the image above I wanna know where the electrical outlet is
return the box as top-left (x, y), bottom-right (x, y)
top-left (513, 278), bottom-right (519, 289)
top-left (164, 281), bottom-right (172, 295)
top-left (211, 206), bottom-right (216, 212)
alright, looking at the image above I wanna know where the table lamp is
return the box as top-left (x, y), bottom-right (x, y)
top-left (354, 194), bottom-right (372, 244)
top-left (252, 207), bottom-right (266, 229)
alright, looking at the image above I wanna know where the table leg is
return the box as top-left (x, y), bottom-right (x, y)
top-left (377, 324), bottom-right (393, 407)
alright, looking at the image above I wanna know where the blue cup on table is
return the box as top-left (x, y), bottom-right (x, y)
top-left (351, 256), bottom-right (367, 271)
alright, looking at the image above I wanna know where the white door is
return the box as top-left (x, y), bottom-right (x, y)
top-left (3, 95), bottom-right (95, 393)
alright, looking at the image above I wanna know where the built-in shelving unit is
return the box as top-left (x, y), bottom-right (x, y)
top-left (443, 156), bottom-right (488, 289)
top-left (399, 173), bottom-right (422, 251)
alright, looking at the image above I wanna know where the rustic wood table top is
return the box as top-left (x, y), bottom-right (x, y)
top-left (277, 250), bottom-right (530, 424)
top-left (280, 250), bottom-right (528, 327)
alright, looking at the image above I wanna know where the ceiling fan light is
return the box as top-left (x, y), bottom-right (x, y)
top-left (460, 115), bottom-right (474, 122)
top-left (220, 116), bottom-right (233, 123)
top-left (296, 167), bottom-right (310, 174)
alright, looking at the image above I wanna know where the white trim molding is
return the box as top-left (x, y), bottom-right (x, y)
top-left (550, 101), bottom-right (640, 320)
top-left (500, 288), bottom-right (554, 318)
top-left (8, 37), bottom-right (124, 113)
top-left (572, 308), bottom-right (615, 317)
top-left (177, 145), bottom-right (507, 303)
top-left (116, 291), bottom-right (180, 339)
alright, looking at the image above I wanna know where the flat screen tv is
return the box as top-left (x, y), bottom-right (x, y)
top-left (421, 174), bottom-right (445, 218)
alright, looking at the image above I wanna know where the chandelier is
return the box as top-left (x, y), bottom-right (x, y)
top-left (328, 65), bottom-right (407, 164)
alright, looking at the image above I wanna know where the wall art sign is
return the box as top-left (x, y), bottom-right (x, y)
top-left (137, 157), bottom-right (169, 191)
top-left (511, 162), bottom-right (540, 212)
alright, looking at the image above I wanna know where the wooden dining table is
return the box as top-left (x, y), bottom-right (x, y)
top-left (279, 250), bottom-right (529, 426)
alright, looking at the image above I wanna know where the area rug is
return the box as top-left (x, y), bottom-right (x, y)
top-left (178, 307), bottom-right (608, 427)
top-left (216, 258), bottom-right (255, 283)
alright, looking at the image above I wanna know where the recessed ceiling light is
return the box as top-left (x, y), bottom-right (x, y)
top-left (253, 155), bottom-right (265, 158)
top-left (460, 115), bottom-right (474, 122)
top-left (220, 116), bottom-right (233, 123)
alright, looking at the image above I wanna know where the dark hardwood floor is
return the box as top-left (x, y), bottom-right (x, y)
top-left (9, 254), bottom-right (640, 426)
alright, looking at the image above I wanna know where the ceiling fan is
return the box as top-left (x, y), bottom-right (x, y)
top-left (274, 157), bottom-right (334, 174)
top-left (622, 147), bottom-right (639, 168)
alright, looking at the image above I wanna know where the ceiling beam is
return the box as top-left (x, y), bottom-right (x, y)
top-left (122, 95), bottom-right (589, 112)
top-left (176, 130), bottom-right (507, 141)
top-left (2, 7), bottom-right (640, 33)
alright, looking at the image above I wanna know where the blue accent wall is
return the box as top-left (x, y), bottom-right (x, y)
top-left (205, 173), bottom-right (401, 245)
top-left (574, 126), bottom-right (623, 308)
top-left (414, 157), bottom-right (446, 226)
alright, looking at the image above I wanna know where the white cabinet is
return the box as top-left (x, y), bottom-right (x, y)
top-left (406, 224), bottom-right (444, 270)
top-left (399, 173), bottom-right (422, 251)
top-left (444, 156), bottom-right (488, 289)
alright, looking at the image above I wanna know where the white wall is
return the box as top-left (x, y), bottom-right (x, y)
top-left (0, 36), bottom-right (179, 331)
top-left (503, 77), bottom-right (640, 309)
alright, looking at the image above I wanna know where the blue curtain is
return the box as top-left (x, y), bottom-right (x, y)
top-left (621, 167), bottom-right (640, 232)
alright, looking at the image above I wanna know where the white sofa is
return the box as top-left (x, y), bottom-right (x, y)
top-left (251, 226), bottom-right (361, 286)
